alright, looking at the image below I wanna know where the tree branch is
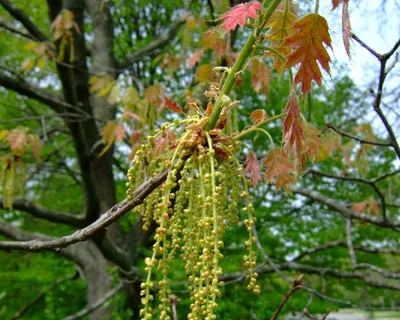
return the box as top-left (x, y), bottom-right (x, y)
top-left (326, 122), bottom-right (391, 146)
top-left (0, 170), bottom-right (168, 252)
top-left (0, 71), bottom-right (89, 115)
top-left (291, 240), bottom-right (400, 262)
top-left (290, 186), bottom-right (400, 230)
top-left (62, 282), bottom-right (123, 320)
top-left (0, 0), bottom-right (48, 41)
top-left (0, 18), bottom-right (36, 41)
top-left (119, 15), bottom-right (187, 70)
top-left (0, 197), bottom-right (85, 228)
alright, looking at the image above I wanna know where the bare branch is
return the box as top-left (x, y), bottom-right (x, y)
top-left (62, 282), bottom-right (123, 320)
top-left (0, 197), bottom-right (85, 228)
top-left (0, 18), bottom-right (36, 41)
top-left (291, 240), bottom-right (400, 262)
top-left (303, 309), bottom-right (330, 320)
top-left (326, 122), bottom-right (391, 146)
top-left (290, 186), bottom-right (400, 230)
top-left (0, 0), bottom-right (48, 41)
top-left (0, 170), bottom-right (168, 252)
top-left (351, 33), bottom-right (381, 59)
top-left (270, 282), bottom-right (303, 320)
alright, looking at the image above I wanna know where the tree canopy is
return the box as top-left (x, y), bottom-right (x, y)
top-left (0, 0), bottom-right (399, 319)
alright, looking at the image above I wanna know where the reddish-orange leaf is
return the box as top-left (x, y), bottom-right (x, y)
top-left (164, 97), bottom-right (183, 113)
top-left (130, 130), bottom-right (141, 145)
top-left (250, 109), bottom-right (268, 124)
top-left (263, 147), bottom-right (294, 190)
top-left (251, 58), bottom-right (270, 97)
top-left (187, 49), bottom-right (204, 67)
top-left (123, 111), bottom-right (141, 121)
top-left (205, 102), bottom-right (213, 116)
top-left (283, 14), bottom-right (332, 94)
top-left (302, 122), bottom-right (324, 162)
top-left (220, 1), bottom-right (262, 31)
top-left (369, 199), bottom-right (379, 215)
top-left (115, 123), bottom-right (126, 142)
top-left (351, 201), bottom-right (367, 213)
top-left (144, 83), bottom-right (164, 104)
top-left (28, 134), bottom-right (42, 161)
top-left (202, 32), bottom-right (225, 57)
top-left (283, 94), bottom-right (303, 157)
top-left (332, 0), bottom-right (351, 56)
top-left (245, 151), bottom-right (262, 187)
top-left (98, 121), bottom-right (117, 157)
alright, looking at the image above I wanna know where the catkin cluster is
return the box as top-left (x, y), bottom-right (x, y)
top-left (126, 116), bottom-right (258, 320)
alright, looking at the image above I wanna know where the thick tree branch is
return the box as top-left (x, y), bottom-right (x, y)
top-left (290, 186), bottom-right (400, 230)
top-left (119, 15), bottom-right (187, 70)
top-left (0, 0), bottom-right (48, 41)
top-left (0, 197), bottom-right (84, 227)
top-left (62, 282), bottom-right (123, 320)
top-left (0, 170), bottom-right (168, 252)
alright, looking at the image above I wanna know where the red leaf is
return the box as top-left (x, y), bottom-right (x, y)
top-left (263, 147), bottom-right (294, 190)
top-left (187, 49), bottom-right (204, 67)
top-left (164, 97), bottom-right (183, 113)
top-left (283, 94), bottom-right (303, 156)
top-left (220, 1), bottom-right (262, 32)
top-left (245, 151), bottom-right (262, 187)
top-left (251, 58), bottom-right (270, 97)
top-left (130, 130), bottom-right (141, 145)
top-left (250, 109), bottom-right (268, 124)
top-left (115, 123), bottom-right (126, 142)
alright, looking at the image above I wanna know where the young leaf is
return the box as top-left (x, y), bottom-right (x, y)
top-left (332, 0), bottom-right (351, 57)
top-left (7, 128), bottom-right (28, 156)
top-left (98, 121), bottom-right (117, 157)
top-left (265, 9), bottom-right (298, 73)
top-left (250, 109), bottom-right (268, 124)
top-left (115, 123), bottom-right (126, 142)
top-left (164, 97), bottom-right (183, 113)
top-left (187, 49), bottom-right (204, 67)
top-left (251, 58), bottom-right (270, 97)
top-left (220, 1), bottom-right (262, 32)
top-left (263, 147), bottom-right (294, 190)
top-left (28, 134), bottom-right (42, 161)
top-left (283, 94), bottom-right (303, 158)
top-left (283, 14), bottom-right (332, 94)
top-left (154, 130), bottom-right (176, 154)
top-left (245, 151), bottom-right (262, 187)
top-left (195, 64), bottom-right (213, 82)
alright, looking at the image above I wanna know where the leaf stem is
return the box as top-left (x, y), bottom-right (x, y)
top-left (234, 113), bottom-right (285, 140)
top-left (205, 0), bottom-right (283, 131)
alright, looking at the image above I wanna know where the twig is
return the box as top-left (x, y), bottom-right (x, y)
top-left (303, 308), bottom-right (330, 320)
top-left (270, 278), bottom-right (303, 320)
top-left (326, 122), bottom-right (391, 146)
top-left (169, 295), bottom-right (180, 320)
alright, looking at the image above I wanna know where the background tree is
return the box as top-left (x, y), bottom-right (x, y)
top-left (0, 0), bottom-right (399, 319)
